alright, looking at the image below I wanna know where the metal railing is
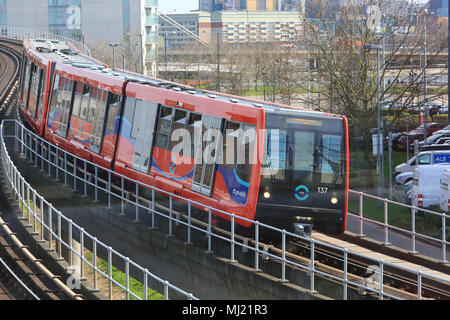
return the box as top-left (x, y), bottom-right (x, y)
top-left (0, 26), bottom-right (91, 56)
top-left (0, 257), bottom-right (40, 300)
top-left (349, 190), bottom-right (449, 263)
top-left (0, 120), bottom-right (196, 300)
top-left (2, 119), bottom-right (450, 300)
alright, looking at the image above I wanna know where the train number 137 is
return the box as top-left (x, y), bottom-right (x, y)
top-left (317, 187), bottom-right (328, 193)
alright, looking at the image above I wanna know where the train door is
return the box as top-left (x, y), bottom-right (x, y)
top-left (131, 100), bottom-right (158, 173)
top-left (191, 114), bottom-right (222, 196)
top-left (89, 89), bottom-right (108, 154)
top-left (56, 78), bottom-right (74, 138)
top-left (291, 129), bottom-right (317, 207)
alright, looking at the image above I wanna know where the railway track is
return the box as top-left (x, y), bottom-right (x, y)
top-left (9, 119), bottom-right (447, 300)
top-left (0, 39), bottom-right (87, 301)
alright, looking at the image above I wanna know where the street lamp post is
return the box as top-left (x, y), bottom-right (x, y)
top-left (108, 43), bottom-right (120, 69)
top-left (364, 44), bottom-right (383, 199)
top-left (423, 9), bottom-right (428, 145)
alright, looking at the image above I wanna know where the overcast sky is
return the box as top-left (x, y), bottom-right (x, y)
top-left (158, 0), bottom-right (198, 12)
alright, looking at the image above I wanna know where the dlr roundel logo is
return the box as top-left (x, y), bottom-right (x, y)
top-left (294, 185), bottom-right (309, 201)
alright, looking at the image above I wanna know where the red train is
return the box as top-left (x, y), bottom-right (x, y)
top-left (18, 38), bottom-right (349, 235)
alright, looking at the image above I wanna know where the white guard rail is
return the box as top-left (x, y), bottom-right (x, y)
top-left (0, 26), bottom-right (91, 56)
top-left (2, 119), bottom-right (450, 300)
top-left (349, 190), bottom-right (449, 263)
top-left (0, 119), bottom-right (196, 300)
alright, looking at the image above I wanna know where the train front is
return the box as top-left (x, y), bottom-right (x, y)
top-left (256, 110), bottom-right (348, 235)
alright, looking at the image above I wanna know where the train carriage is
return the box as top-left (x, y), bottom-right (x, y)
top-left (19, 39), bottom-right (53, 136)
top-left (18, 38), bottom-right (349, 235)
top-left (45, 62), bottom-right (124, 169)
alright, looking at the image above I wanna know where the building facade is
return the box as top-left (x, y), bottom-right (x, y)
top-left (0, 0), bottom-right (159, 76)
top-left (160, 10), bottom-right (302, 47)
top-left (199, 0), bottom-right (303, 11)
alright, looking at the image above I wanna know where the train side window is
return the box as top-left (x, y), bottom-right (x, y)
top-left (47, 74), bottom-right (60, 128)
top-left (131, 99), bottom-right (144, 140)
top-left (71, 82), bottom-right (83, 118)
top-left (235, 124), bottom-right (256, 185)
top-left (80, 84), bottom-right (91, 120)
top-left (27, 63), bottom-right (38, 111)
top-left (20, 56), bottom-right (28, 100)
top-left (221, 121), bottom-right (240, 169)
top-left (22, 60), bottom-right (31, 106)
top-left (87, 86), bottom-right (98, 123)
top-left (121, 96), bottom-right (136, 137)
top-left (169, 109), bottom-right (188, 154)
top-left (57, 78), bottom-right (74, 138)
top-left (105, 93), bottom-right (121, 133)
top-left (36, 69), bottom-right (46, 119)
top-left (188, 112), bottom-right (202, 158)
top-left (154, 106), bottom-right (173, 149)
top-left (131, 100), bottom-right (159, 173)
top-left (89, 89), bottom-right (108, 154)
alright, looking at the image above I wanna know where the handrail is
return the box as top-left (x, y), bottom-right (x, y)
top-left (349, 189), bottom-right (449, 263)
top-left (0, 120), bottom-right (196, 300)
top-left (0, 26), bottom-right (91, 56)
top-left (2, 119), bottom-right (450, 300)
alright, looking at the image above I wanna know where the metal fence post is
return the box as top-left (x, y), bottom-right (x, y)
top-left (359, 192), bottom-right (364, 236)
top-left (254, 222), bottom-right (260, 271)
top-left (343, 249), bottom-right (348, 300)
top-left (442, 214), bottom-right (447, 263)
top-left (231, 215), bottom-right (236, 263)
top-left (411, 207), bottom-right (417, 253)
top-left (384, 199), bottom-right (389, 245)
top-left (310, 241), bottom-right (315, 292)
top-left (187, 201), bottom-right (192, 244)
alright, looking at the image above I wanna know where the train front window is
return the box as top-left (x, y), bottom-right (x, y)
top-left (262, 127), bottom-right (344, 185)
top-left (320, 134), bottom-right (343, 184)
top-left (262, 129), bottom-right (288, 180)
top-left (293, 130), bottom-right (315, 183)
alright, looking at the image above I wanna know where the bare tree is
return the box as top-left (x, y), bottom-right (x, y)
top-left (297, 0), bottom-right (448, 186)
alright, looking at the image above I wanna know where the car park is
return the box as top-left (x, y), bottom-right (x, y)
top-left (393, 150), bottom-right (450, 178)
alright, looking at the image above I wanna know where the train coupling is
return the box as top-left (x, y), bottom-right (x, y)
top-left (293, 216), bottom-right (313, 237)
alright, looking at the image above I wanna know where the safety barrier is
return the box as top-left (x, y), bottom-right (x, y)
top-left (2, 119), bottom-right (450, 300)
top-left (0, 120), bottom-right (196, 300)
top-left (0, 26), bottom-right (91, 56)
top-left (349, 190), bottom-right (449, 263)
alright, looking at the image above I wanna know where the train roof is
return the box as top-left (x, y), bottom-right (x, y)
top-left (27, 38), bottom-right (105, 68)
top-left (25, 38), bottom-right (343, 120)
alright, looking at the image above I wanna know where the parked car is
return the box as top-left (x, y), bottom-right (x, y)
top-left (395, 132), bottom-right (425, 152)
top-left (409, 123), bottom-right (446, 136)
top-left (418, 132), bottom-right (450, 149)
top-left (419, 144), bottom-right (450, 152)
top-left (393, 150), bottom-right (450, 178)
top-left (412, 164), bottom-right (450, 208)
top-left (432, 124), bottom-right (450, 135)
top-left (395, 171), bottom-right (413, 187)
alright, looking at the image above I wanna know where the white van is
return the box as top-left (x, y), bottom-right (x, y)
top-left (440, 169), bottom-right (450, 212)
top-left (412, 164), bottom-right (450, 208)
top-left (394, 150), bottom-right (450, 177)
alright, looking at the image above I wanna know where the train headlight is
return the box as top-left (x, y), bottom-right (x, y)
top-left (263, 192), bottom-right (271, 199)
top-left (331, 197), bottom-right (338, 204)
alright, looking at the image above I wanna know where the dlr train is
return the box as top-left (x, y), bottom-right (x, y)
top-left (18, 38), bottom-right (349, 235)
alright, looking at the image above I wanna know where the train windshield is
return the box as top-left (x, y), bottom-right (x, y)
top-left (262, 114), bottom-right (345, 186)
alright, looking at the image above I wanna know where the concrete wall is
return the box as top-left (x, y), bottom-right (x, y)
top-left (6, 147), bottom-right (374, 300)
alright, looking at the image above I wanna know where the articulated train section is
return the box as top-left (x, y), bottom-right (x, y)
top-left (0, 37), bottom-right (448, 301)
